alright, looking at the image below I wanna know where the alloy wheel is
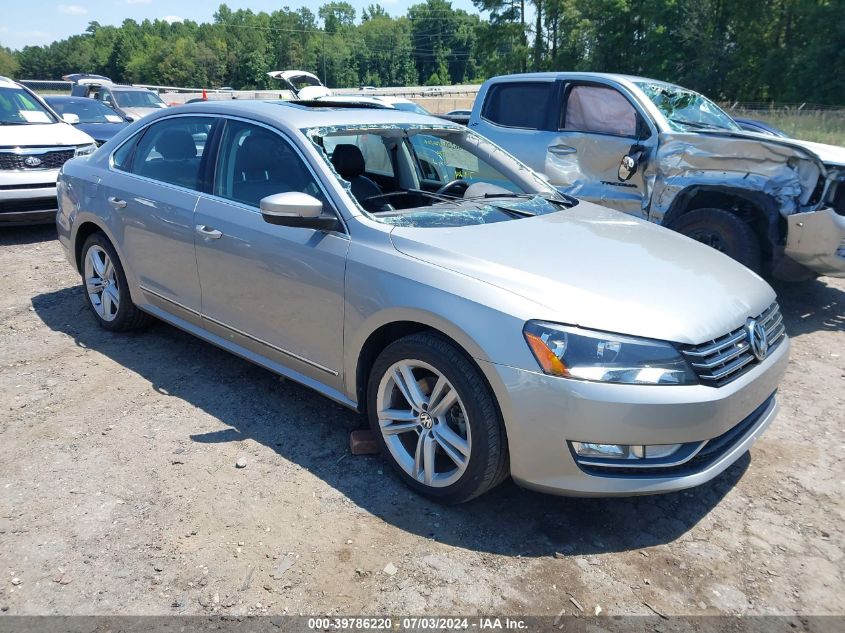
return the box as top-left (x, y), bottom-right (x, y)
top-left (84, 245), bottom-right (120, 322)
top-left (375, 359), bottom-right (472, 488)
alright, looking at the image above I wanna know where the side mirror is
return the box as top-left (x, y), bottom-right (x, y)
top-left (62, 113), bottom-right (80, 124)
top-left (618, 155), bottom-right (638, 181)
top-left (618, 146), bottom-right (645, 182)
top-left (260, 192), bottom-right (340, 231)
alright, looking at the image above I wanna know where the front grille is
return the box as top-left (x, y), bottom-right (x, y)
top-left (576, 394), bottom-right (775, 478)
top-left (0, 148), bottom-right (75, 171)
top-left (680, 302), bottom-right (786, 387)
top-left (0, 197), bottom-right (58, 214)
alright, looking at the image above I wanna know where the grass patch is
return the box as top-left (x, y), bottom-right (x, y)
top-left (731, 108), bottom-right (845, 146)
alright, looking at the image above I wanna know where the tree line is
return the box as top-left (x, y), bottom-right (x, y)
top-left (1, 0), bottom-right (842, 105)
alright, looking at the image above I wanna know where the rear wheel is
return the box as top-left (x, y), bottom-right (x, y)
top-left (81, 233), bottom-right (151, 331)
top-left (367, 333), bottom-right (509, 504)
top-left (669, 207), bottom-right (762, 273)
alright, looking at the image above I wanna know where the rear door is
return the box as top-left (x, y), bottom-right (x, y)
top-left (470, 79), bottom-right (557, 174)
top-left (104, 115), bottom-right (216, 325)
top-left (544, 82), bottom-right (656, 217)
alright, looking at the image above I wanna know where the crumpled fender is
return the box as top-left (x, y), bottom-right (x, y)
top-left (649, 132), bottom-right (823, 222)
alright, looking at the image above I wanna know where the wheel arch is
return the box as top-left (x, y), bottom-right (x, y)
top-left (350, 313), bottom-right (496, 418)
top-left (73, 220), bottom-right (109, 272)
top-left (662, 185), bottom-right (783, 256)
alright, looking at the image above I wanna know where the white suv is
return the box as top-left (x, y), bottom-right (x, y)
top-left (0, 76), bottom-right (96, 225)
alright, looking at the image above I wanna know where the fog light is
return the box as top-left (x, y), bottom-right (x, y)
top-left (571, 442), bottom-right (682, 460)
top-left (571, 442), bottom-right (630, 458)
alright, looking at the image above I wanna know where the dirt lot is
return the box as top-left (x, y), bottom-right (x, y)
top-left (0, 225), bottom-right (842, 618)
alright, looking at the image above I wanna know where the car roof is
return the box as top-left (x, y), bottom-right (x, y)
top-left (487, 71), bottom-right (679, 90)
top-left (313, 94), bottom-right (414, 107)
top-left (109, 85), bottom-right (156, 92)
top-left (0, 76), bottom-right (21, 88)
top-left (44, 95), bottom-right (91, 103)
top-left (163, 99), bottom-right (461, 132)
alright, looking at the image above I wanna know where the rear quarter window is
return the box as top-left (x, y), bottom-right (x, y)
top-left (482, 82), bottom-right (552, 130)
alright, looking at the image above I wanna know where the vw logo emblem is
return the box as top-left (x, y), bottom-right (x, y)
top-left (745, 318), bottom-right (769, 361)
top-left (23, 156), bottom-right (42, 167)
top-left (418, 412), bottom-right (433, 429)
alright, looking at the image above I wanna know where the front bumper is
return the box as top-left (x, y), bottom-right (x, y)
top-left (785, 207), bottom-right (845, 277)
top-left (479, 335), bottom-right (789, 496)
top-left (0, 170), bottom-right (60, 225)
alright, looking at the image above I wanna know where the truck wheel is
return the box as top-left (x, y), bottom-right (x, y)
top-left (669, 208), bottom-right (762, 273)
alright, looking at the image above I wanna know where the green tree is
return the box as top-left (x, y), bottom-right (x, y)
top-left (0, 45), bottom-right (18, 77)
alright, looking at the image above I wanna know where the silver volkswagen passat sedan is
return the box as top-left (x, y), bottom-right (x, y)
top-left (56, 101), bottom-right (789, 503)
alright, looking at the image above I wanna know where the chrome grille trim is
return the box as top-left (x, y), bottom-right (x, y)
top-left (680, 302), bottom-right (786, 387)
top-left (0, 146), bottom-right (76, 171)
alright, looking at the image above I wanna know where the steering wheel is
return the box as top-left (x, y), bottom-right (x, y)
top-left (435, 179), bottom-right (470, 197)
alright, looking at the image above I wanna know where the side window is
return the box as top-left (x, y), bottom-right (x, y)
top-left (482, 82), bottom-right (552, 129)
top-left (323, 134), bottom-right (394, 176)
top-left (214, 119), bottom-right (324, 208)
top-left (112, 133), bottom-right (139, 171)
top-left (562, 85), bottom-right (638, 137)
top-left (128, 116), bottom-right (212, 190)
top-left (409, 134), bottom-right (515, 190)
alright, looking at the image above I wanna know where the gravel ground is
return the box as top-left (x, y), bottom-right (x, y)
top-left (0, 225), bottom-right (842, 618)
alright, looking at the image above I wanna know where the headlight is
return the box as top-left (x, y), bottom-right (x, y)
top-left (75, 143), bottom-right (97, 157)
top-left (523, 321), bottom-right (698, 385)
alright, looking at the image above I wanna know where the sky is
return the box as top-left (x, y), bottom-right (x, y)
top-left (1, 0), bottom-right (481, 50)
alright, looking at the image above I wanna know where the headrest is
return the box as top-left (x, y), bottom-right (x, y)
top-left (331, 144), bottom-right (365, 179)
top-left (154, 131), bottom-right (196, 160)
top-left (237, 132), bottom-right (301, 180)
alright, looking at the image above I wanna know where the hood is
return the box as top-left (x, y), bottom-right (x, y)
top-left (75, 122), bottom-right (127, 144)
top-left (390, 202), bottom-right (775, 345)
top-left (121, 107), bottom-right (164, 121)
top-left (783, 138), bottom-right (845, 167)
top-left (0, 121), bottom-right (94, 147)
top-left (700, 128), bottom-right (845, 168)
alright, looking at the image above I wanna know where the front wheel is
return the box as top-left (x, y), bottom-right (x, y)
top-left (669, 207), bottom-right (762, 273)
top-left (367, 333), bottom-right (509, 504)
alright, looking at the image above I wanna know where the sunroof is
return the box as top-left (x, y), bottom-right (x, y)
top-left (274, 99), bottom-right (392, 110)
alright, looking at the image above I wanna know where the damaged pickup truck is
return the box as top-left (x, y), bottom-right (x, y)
top-left (469, 73), bottom-right (845, 279)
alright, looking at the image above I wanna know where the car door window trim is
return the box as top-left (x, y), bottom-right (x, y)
top-left (557, 80), bottom-right (655, 141)
top-left (107, 113), bottom-right (219, 195)
top-left (480, 80), bottom-right (555, 130)
top-left (205, 115), bottom-right (348, 236)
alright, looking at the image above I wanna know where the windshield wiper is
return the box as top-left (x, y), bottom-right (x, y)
top-left (467, 192), bottom-right (579, 208)
top-left (0, 121), bottom-right (30, 126)
top-left (669, 118), bottom-right (724, 131)
top-left (364, 189), bottom-right (461, 206)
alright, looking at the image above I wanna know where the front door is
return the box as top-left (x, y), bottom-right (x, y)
top-left (193, 118), bottom-right (349, 388)
top-left (545, 83), bottom-right (656, 218)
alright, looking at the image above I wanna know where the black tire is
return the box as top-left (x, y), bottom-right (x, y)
top-left (669, 207), bottom-right (762, 273)
top-left (80, 232), bottom-right (151, 331)
top-left (367, 333), bottom-right (509, 504)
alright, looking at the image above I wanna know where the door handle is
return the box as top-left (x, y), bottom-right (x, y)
top-left (107, 196), bottom-right (127, 209)
top-left (548, 144), bottom-right (577, 156)
top-left (195, 225), bottom-right (223, 239)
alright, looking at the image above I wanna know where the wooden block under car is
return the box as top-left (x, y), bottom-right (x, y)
top-left (350, 429), bottom-right (380, 455)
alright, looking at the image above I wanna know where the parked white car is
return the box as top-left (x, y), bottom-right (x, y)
top-left (0, 76), bottom-right (96, 225)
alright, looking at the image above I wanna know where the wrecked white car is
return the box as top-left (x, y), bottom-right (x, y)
top-left (267, 70), bottom-right (332, 100)
top-left (470, 73), bottom-right (845, 279)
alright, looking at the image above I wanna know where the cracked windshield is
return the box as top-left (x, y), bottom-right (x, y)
top-left (637, 82), bottom-right (741, 132)
top-left (314, 126), bottom-right (573, 227)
